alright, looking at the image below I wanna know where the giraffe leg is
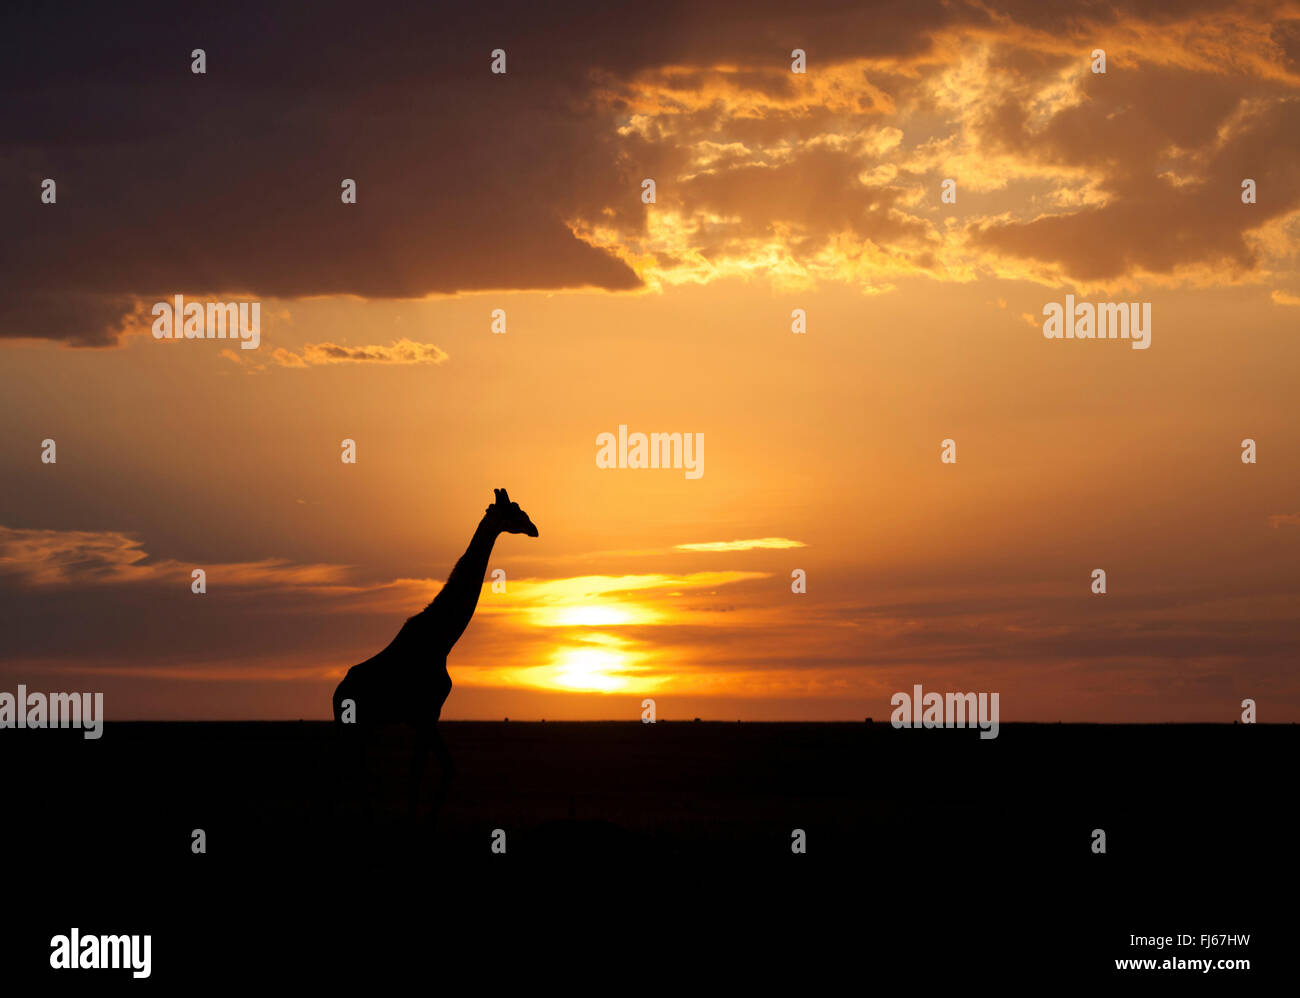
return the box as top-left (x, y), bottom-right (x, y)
top-left (408, 723), bottom-right (429, 822)
top-left (355, 725), bottom-right (373, 825)
top-left (429, 722), bottom-right (456, 827)
top-left (329, 721), bottom-right (347, 821)
top-left (332, 722), bottom-right (372, 840)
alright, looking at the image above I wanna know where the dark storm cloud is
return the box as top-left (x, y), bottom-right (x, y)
top-left (2, 0), bottom-right (663, 345)
top-left (2, 0), bottom-right (1290, 344)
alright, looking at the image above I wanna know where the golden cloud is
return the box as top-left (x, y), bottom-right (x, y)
top-left (675, 538), bottom-right (806, 552)
top-left (568, 4), bottom-right (1300, 296)
top-left (223, 337), bottom-right (449, 370)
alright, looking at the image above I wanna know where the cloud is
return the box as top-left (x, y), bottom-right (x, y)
top-left (478, 571), bottom-right (770, 623)
top-left (1267, 512), bottom-right (1300, 528)
top-left (3, 522), bottom-right (1296, 717)
top-left (224, 338), bottom-right (450, 369)
top-left (0, 527), bottom-right (776, 627)
top-left (576, 2), bottom-right (1300, 294)
top-left (0, 525), bottom-right (352, 591)
top-left (6, 1), bottom-right (1299, 345)
top-left (0, 3), bottom-right (648, 347)
top-left (0, 531), bottom-right (782, 699)
top-left (0, 294), bottom-right (145, 348)
top-left (675, 538), bottom-right (805, 552)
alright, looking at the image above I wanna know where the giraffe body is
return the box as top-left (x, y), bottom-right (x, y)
top-left (331, 642), bottom-right (452, 727)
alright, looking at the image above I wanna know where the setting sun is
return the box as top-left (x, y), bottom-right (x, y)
top-left (547, 646), bottom-right (638, 692)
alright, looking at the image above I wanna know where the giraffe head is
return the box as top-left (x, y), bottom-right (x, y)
top-left (486, 488), bottom-right (539, 537)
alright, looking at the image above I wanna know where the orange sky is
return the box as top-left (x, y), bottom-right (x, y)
top-left (2, 0), bottom-right (1298, 721)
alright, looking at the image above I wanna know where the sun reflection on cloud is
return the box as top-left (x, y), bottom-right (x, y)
top-left (479, 571), bottom-right (767, 633)
top-left (536, 604), bottom-right (655, 627)
top-left (470, 570), bottom-right (768, 693)
top-left (675, 537), bottom-right (805, 552)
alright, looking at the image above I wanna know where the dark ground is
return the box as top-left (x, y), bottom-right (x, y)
top-left (2, 721), bottom-right (1291, 986)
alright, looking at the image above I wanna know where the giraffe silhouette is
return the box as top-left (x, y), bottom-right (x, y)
top-left (332, 488), bottom-right (539, 822)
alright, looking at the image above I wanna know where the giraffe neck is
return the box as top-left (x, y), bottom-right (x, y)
top-left (416, 515), bottom-right (500, 657)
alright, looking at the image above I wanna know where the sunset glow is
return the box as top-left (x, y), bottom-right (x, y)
top-left (2, 0), bottom-right (1298, 722)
